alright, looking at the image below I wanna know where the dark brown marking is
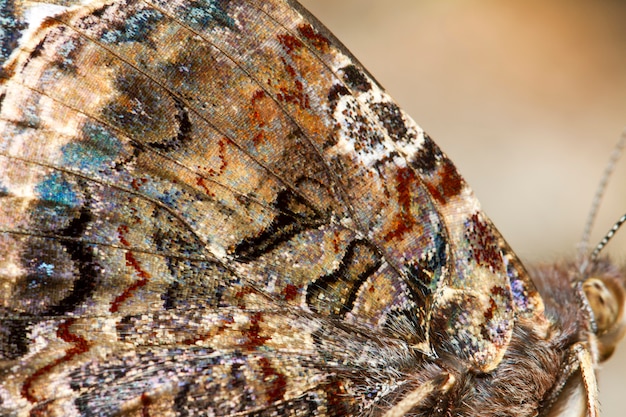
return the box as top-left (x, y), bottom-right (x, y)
top-left (196, 176), bottom-right (215, 197)
top-left (258, 357), bottom-right (287, 403)
top-left (234, 286), bottom-right (256, 300)
top-left (283, 60), bottom-right (297, 78)
top-left (241, 312), bottom-right (271, 350)
top-left (297, 23), bottom-right (330, 51)
top-left (410, 134), bottom-right (440, 174)
top-left (252, 131), bottom-right (265, 145)
top-left (276, 80), bottom-right (310, 109)
top-left (201, 139), bottom-right (227, 176)
top-left (250, 90), bottom-right (269, 144)
top-left (384, 167), bottom-right (418, 242)
top-left (141, 392), bottom-right (152, 417)
top-left (465, 213), bottom-right (501, 271)
top-left (483, 297), bottom-right (498, 322)
top-left (282, 284), bottom-right (299, 301)
top-left (117, 225), bottom-right (130, 246)
top-left (130, 177), bottom-right (148, 191)
top-left (425, 158), bottom-right (464, 205)
top-left (491, 286), bottom-right (508, 298)
top-left (0, 64), bottom-right (15, 82)
top-left (328, 84), bottom-right (350, 104)
top-left (272, 36), bottom-right (312, 110)
top-left (251, 90), bottom-right (267, 127)
top-left (277, 33), bottom-right (304, 54)
top-left (331, 232), bottom-right (342, 253)
top-left (341, 65), bottom-right (371, 92)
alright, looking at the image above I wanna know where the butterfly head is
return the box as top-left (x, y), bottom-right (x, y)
top-left (581, 258), bottom-right (626, 362)
top-left (578, 211), bottom-right (626, 361)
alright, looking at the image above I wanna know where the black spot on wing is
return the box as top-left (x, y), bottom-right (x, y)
top-left (328, 84), bottom-right (350, 104)
top-left (409, 133), bottom-right (441, 174)
top-left (370, 101), bottom-right (408, 142)
top-left (340, 64), bottom-right (371, 92)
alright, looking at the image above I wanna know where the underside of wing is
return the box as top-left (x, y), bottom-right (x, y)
top-left (0, 1), bottom-right (543, 415)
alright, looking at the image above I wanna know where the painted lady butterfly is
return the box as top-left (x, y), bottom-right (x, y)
top-left (0, 1), bottom-right (624, 416)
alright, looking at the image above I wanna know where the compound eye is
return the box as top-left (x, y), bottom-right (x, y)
top-left (583, 277), bottom-right (619, 335)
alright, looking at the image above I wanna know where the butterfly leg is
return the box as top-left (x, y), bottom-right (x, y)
top-left (543, 342), bottom-right (599, 417)
top-left (382, 372), bottom-right (455, 417)
top-left (574, 343), bottom-right (600, 417)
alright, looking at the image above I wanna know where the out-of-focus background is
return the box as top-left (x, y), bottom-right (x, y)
top-left (299, 0), bottom-right (626, 415)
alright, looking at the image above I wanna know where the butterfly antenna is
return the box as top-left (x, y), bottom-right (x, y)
top-left (590, 213), bottom-right (626, 262)
top-left (579, 128), bottom-right (626, 256)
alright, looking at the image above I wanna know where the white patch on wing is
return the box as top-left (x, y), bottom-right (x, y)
top-left (20, 3), bottom-right (69, 47)
top-left (331, 94), bottom-right (396, 167)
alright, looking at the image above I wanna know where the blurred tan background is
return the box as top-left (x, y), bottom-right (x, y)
top-left (298, 0), bottom-right (626, 415)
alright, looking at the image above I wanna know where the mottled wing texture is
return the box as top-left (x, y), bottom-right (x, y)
top-left (0, 1), bottom-right (543, 415)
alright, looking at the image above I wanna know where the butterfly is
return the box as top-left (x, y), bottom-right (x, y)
top-left (0, 1), bottom-right (624, 416)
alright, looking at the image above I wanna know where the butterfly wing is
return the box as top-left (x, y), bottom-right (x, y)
top-left (0, 0), bottom-right (543, 415)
